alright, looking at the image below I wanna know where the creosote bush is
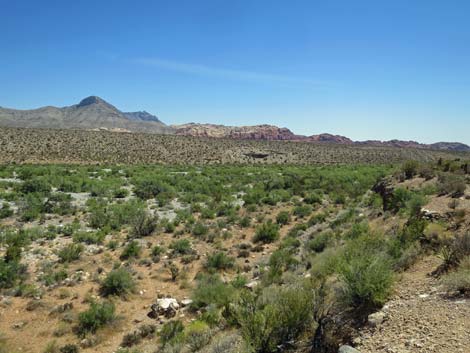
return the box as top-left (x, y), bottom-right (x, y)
top-left (77, 301), bottom-right (116, 336)
top-left (253, 221), bottom-right (279, 244)
top-left (234, 281), bottom-right (315, 353)
top-left (205, 251), bottom-right (235, 272)
top-left (100, 268), bottom-right (136, 297)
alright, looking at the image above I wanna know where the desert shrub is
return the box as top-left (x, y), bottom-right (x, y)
top-left (159, 320), bottom-right (184, 347)
top-left (170, 239), bottom-right (193, 255)
top-left (308, 212), bottom-right (327, 226)
top-left (20, 178), bottom-right (51, 194)
top-left (129, 210), bottom-right (158, 238)
top-left (438, 173), bottom-right (466, 197)
top-left (40, 268), bottom-right (68, 286)
top-left (114, 188), bottom-right (129, 199)
top-left (287, 223), bottom-right (308, 238)
top-left (77, 301), bottom-right (116, 336)
top-left (185, 320), bottom-right (212, 352)
top-left (205, 252), bottom-right (235, 272)
top-left (121, 324), bottom-right (156, 348)
top-left (264, 248), bottom-right (298, 284)
top-left (151, 245), bottom-right (165, 261)
top-left (418, 164), bottom-right (435, 180)
top-left (19, 193), bottom-right (44, 221)
top-left (134, 179), bottom-right (173, 200)
top-left (100, 268), bottom-right (136, 297)
top-left (239, 216), bottom-right (251, 228)
top-left (441, 256), bottom-right (470, 296)
top-left (304, 192), bottom-right (322, 205)
top-left (234, 282), bottom-right (315, 353)
top-left (120, 240), bottom-right (142, 260)
top-left (43, 193), bottom-right (75, 216)
top-left (201, 334), bottom-right (243, 353)
top-left (191, 274), bottom-right (235, 310)
top-left (275, 211), bottom-right (290, 225)
top-left (59, 344), bottom-right (79, 353)
top-left (161, 219), bottom-right (176, 233)
top-left (402, 160), bottom-right (419, 179)
top-left (253, 221), bottom-right (279, 244)
top-left (87, 199), bottom-right (110, 229)
top-left (293, 205), bottom-right (313, 218)
top-left (0, 259), bottom-right (25, 289)
top-left (344, 222), bottom-right (369, 239)
top-left (389, 188), bottom-right (412, 213)
top-left (393, 241), bottom-right (422, 271)
top-left (338, 237), bottom-right (393, 310)
top-left (73, 230), bottom-right (105, 245)
top-left (398, 217), bottom-right (427, 246)
top-left (58, 243), bottom-right (83, 263)
top-left (306, 231), bottom-right (332, 253)
top-left (0, 203), bottom-right (13, 219)
top-left (442, 233), bottom-right (470, 269)
top-left (192, 222), bottom-right (209, 237)
top-left (201, 207), bottom-right (216, 220)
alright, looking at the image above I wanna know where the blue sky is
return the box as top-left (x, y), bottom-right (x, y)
top-left (1, 0), bottom-right (469, 144)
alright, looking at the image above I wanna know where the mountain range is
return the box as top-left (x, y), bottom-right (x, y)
top-left (1, 96), bottom-right (469, 152)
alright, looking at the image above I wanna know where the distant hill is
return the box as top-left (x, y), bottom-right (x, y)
top-left (0, 96), bottom-right (175, 134)
top-left (172, 123), bottom-right (470, 151)
top-left (1, 97), bottom-right (469, 152)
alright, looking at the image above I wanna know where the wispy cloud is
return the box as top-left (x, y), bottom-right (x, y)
top-left (133, 57), bottom-right (329, 86)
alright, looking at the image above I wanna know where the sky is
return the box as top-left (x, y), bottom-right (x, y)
top-left (1, 0), bottom-right (470, 144)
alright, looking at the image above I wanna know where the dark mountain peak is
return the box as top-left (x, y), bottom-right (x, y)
top-left (77, 96), bottom-right (107, 107)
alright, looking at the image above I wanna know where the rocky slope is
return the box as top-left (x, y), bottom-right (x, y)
top-left (0, 96), bottom-right (175, 134)
top-left (172, 123), bottom-right (354, 143)
top-left (357, 256), bottom-right (470, 353)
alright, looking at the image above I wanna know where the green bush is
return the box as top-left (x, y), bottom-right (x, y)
top-left (293, 205), bottom-right (313, 218)
top-left (185, 320), bottom-right (212, 352)
top-left (402, 160), bottom-right (419, 179)
top-left (20, 178), bottom-right (51, 194)
top-left (0, 203), bottom-right (13, 219)
top-left (129, 210), bottom-right (158, 238)
top-left (134, 179), bottom-right (173, 200)
top-left (191, 274), bottom-right (235, 310)
top-left (253, 221), bottom-right (279, 244)
top-left (275, 211), bottom-right (290, 225)
top-left (19, 193), bottom-right (44, 221)
top-left (338, 237), bottom-right (394, 310)
top-left (100, 268), bottom-right (136, 297)
top-left (0, 259), bottom-right (25, 289)
top-left (234, 282), bottom-right (315, 353)
top-left (58, 243), bottom-right (84, 263)
top-left (73, 230), bottom-right (105, 244)
top-left (192, 222), bottom-right (209, 237)
top-left (77, 301), bottom-right (116, 336)
top-left (205, 252), bottom-right (235, 272)
top-left (170, 239), bottom-right (193, 255)
top-left (59, 344), bottom-right (78, 353)
top-left (159, 320), bottom-right (184, 347)
top-left (438, 174), bottom-right (466, 197)
top-left (306, 231), bottom-right (332, 253)
top-left (120, 240), bottom-right (142, 260)
top-left (442, 256), bottom-right (470, 296)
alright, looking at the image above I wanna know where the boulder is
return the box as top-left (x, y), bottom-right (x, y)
top-left (338, 345), bottom-right (361, 353)
top-left (180, 299), bottom-right (193, 307)
top-left (148, 298), bottom-right (179, 319)
top-left (368, 311), bottom-right (386, 327)
top-left (244, 281), bottom-right (259, 290)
